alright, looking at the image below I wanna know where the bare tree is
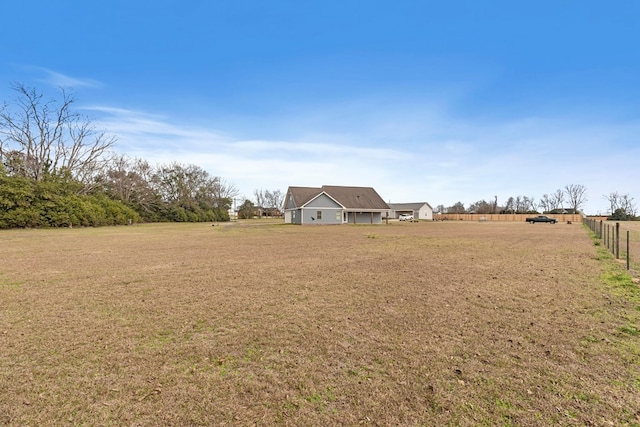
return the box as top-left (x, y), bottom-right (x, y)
top-left (103, 154), bottom-right (161, 214)
top-left (514, 196), bottom-right (523, 213)
top-left (620, 194), bottom-right (637, 216)
top-left (0, 84), bottom-right (116, 188)
top-left (564, 184), bottom-right (587, 213)
top-left (266, 189), bottom-right (284, 210)
top-left (211, 177), bottom-right (239, 207)
top-left (447, 201), bottom-right (465, 214)
top-left (524, 196), bottom-right (537, 212)
top-left (503, 197), bottom-right (515, 214)
top-left (604, 192), bottom-right (636, 217)
top-left (551, 189), bottom-right (565, 211)
top-left (604, 192), bottom-right (621, 215)
top-left (253, 188), bottom-right (284, 216)
top-left (253, 189), bottom-right (267, 208)
top-left (539, 194), bottom-right (553, 213)
top-left (510, 195), bottom-right (536, 213)
top-left (260, 189), bottom-right (283, 210)
top-left (468, 199), bottom-right (493, 214)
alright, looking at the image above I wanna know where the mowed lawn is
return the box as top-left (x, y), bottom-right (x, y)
top-left (1, 221), bottom-right (639, 426)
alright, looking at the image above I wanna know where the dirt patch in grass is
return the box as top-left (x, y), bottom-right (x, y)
top-left (1, 221), bottom-right (639, 426)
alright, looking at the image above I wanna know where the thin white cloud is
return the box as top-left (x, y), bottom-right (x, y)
top-left (88, 102), bottom-right (640, 214)
top-left (33, 67), bottom-right (102, 89)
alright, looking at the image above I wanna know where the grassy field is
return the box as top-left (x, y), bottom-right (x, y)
top-left (605, 220), bottom-right (640, 274)
top-left (1, 221), bottom-right (639, 426)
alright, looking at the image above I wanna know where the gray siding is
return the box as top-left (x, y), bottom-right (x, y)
top-left (291, 209), bottom-right (302, 225)
top-left (302, 208), bottom-right (342, 224)
top-left (285, 195), bottom-right (297, 209)
top-left (305, 194), bottom-right (341, 208)
top-left (345, 211), bottom-right (384, 224)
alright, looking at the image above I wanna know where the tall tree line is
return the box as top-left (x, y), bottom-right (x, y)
top-left (437, 184), bottom-right (598, 215)
top-left (0, 84), bottom-right (238, 228)
top-left (103, 155), bottom-right (238, 222)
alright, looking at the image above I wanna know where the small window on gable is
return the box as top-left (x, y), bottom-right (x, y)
top-left (336, 211), bottom-right (341, 221)
top-left (317, 210), bottom-right (322, 220)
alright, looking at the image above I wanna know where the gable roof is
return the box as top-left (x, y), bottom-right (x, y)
top-left (388, 202), bottom-right (433, 210)
top-left (322, 186), bottom-right (389, 210)
top-left (287, 185), bottom-right (389, 210)
top-left (287, 186), bottom-right (324, 207)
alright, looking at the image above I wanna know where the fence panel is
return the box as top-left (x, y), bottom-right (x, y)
top-left (435, 213), bottom-right (583, 223)
top-left (584, 218), bottom-right (640, 274)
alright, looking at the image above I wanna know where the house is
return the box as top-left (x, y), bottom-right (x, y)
top-left (284, 185), bottom-right (390, 224)
top-left (547, 208), bottom-right (581, 215)
top-left (256, 207), bottom-right (282, 218)
top-left (388, 202), bottom-right (434, 220)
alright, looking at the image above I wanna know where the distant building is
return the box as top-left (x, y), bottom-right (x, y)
top-left (547, 208), bottom-right (581, 215)
top-left (284, 185), bottom-right (390, 224)
top-left (388, 202), bottom-right (434, 220)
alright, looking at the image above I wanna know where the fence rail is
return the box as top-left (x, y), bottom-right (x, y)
top-left (583, 218), bottom-right (640, 274)
top-left (434, 213), bottom-right (583, 223)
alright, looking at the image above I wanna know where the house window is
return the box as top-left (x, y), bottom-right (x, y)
top-left (292, 211), bottom-right (296, 219)
top-left (336, 211), bottom-right (341, 221)
top-left (317, 210), bottom-right (322, 220)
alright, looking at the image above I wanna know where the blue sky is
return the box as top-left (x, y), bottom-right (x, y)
top-left (2, 1), bottom-right (639, 214)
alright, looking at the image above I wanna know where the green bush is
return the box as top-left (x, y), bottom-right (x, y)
top-left (0, 173), bottom-right (139, 228)
top-left (0, 166), bottom-right (229, 228)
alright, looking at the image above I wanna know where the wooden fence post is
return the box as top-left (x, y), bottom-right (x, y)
top-left (627, 230), bottom-right (630, 270)
top-left (616, 222), bottom-right (620, 259)
top-left (599, 220), bottom-right (603, 239)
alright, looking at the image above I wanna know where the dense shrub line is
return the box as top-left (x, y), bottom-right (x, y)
top-left (0, 172), bottom-right (138, 228)
top-left (0, 169), bottom-right (230, 228)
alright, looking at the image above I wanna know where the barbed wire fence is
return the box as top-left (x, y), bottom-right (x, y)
top-left (583, 218), bottom-right (639, 274)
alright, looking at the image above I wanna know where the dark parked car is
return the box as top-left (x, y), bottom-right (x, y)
top-left (525, 215), bottom-right (557, 224)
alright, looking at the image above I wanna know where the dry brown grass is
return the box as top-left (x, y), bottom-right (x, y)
top-left (1, 221), bottom-right (639, 426)
top-left (605, 220), bottom-right (640, 274)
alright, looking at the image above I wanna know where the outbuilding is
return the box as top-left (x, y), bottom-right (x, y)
top-left (388, 202), bottom-right (434, 221)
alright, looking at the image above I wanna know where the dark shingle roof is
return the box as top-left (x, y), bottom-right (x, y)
top-left (287, 185), bottom-right (389, 210)
top-left (287, 186), bottom-right (323, 207)
top-left (321, 186), bottom-right (389, 210)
